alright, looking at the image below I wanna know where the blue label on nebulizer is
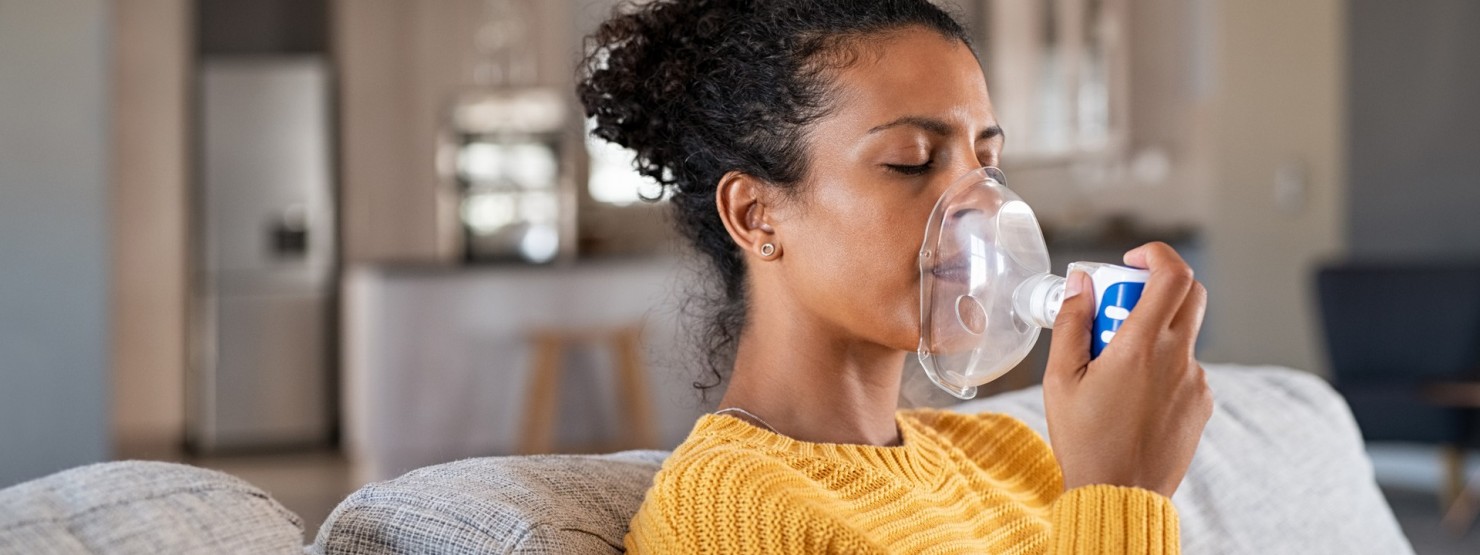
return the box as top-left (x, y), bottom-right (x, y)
top-left (1067, 262), bottom-right (1150, 359)
top-left (1092, 281), bottom-right (1145, 358)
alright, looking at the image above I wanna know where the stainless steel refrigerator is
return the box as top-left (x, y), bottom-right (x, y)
top-left (188, 57), bottom-right (335, 453)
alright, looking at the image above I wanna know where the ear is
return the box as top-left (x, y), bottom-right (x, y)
top-left (715, 171), bottom-right (779, 259)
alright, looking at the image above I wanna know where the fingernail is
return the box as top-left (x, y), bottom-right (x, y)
top-left (1065, 271), bottom-right (1086, 298)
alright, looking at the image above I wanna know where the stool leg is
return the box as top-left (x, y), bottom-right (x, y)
top-left (1441, 445), bottom-right (1465, 511)
top-left (1441, 446), bottom-right (1478, 535)
top-left (519, 334), bottom-right (564, 454)
top-left (614, 326), bottom-right (658, 450)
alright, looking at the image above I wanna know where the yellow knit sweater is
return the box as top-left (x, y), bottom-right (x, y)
top-left (624, 409), bottom-right (1179, 554)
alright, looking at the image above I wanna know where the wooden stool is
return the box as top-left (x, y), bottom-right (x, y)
top-left (518, 323), bottom-right (658, 454)
top-left (1422, 381), bottom-right (1480, 535)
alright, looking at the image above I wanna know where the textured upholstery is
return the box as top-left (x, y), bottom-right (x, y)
top-left (310, 451), bottom-right (665, 555)
top-left (0, 460), bottom-right (303, 554)
top-left (313, 364), bottom-right (1413, 554)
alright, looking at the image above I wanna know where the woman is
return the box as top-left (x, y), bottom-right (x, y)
top-left (577, 0), bottom-right (1212, 552)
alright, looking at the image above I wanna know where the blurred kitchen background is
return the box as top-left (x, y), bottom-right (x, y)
top-left (2, 0), bottom-right (1478, 550)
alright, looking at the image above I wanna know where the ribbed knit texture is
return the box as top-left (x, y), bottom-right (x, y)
top-left (625, 409), bottom-right (1178, 554)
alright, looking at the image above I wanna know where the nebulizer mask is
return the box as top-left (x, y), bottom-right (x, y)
top-left (917, 167), bottom-right (1149, 399)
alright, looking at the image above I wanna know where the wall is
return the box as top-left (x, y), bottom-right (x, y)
top-left (1200, 0), bottom-right (1348, 375)
top-left (1347, 0), bottom-right (1480, 259)
top-left (0, 0), bottom-right (112, 485)
top-left (110, 0), bottom-right (190, 453)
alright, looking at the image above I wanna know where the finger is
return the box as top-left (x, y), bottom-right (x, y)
top-left (1045, 271), bottom-right (1094, 383)
top-left (1118, 242), bottom-right (1195, 334)
top-left (1168, 279), bottom-right (1208, 353)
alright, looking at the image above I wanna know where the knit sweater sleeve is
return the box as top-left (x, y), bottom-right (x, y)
top-left (1047, 484), bottom-right (1181, 554)
top-left (933, 411), bottom-right (1181, 553)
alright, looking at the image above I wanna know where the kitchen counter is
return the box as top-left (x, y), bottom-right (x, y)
top-left (341, 256), bottom-right (707, 482)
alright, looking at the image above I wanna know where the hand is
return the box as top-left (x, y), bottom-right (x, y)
top-left (1041, 241), bottom-right (1213, 498)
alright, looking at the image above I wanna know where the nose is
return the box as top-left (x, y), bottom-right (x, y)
top-left (947, 206), bottom-right (985, 224)
top-left (942, 175), bottom-right (1001, 218)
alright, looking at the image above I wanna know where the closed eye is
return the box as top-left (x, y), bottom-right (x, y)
top-left (885, 162), bottom-right (933, 176)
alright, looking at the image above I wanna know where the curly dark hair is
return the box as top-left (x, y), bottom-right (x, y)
top-left (577, 0), bottom-right (974, 395)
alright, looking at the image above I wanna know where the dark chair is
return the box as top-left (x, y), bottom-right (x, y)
top-left (1316, 261), bottom-right (1480, 526)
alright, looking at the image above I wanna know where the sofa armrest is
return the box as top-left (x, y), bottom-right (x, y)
top-left (0, 460), bottom-right (304, 554)
top-left (952, 363), bottom-right (1414, 555)
top-left (312, 450), bottom-right (665, 555)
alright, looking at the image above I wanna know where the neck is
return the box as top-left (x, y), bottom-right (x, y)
top-left (717, 289), bottom-right (907, 446)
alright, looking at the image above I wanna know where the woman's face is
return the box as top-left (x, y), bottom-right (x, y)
top-left (772, 26), bottom-right (1003, 353)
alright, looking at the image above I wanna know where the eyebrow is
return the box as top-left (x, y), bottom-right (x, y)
top-left (867, 116), bottom-right (1004, 141)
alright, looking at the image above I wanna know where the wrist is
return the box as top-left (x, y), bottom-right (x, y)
top-left (1063, 471), bottom-right (1175, 498)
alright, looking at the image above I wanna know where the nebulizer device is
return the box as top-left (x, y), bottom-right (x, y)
top-left (917, 167), bottom-right (1150, 399)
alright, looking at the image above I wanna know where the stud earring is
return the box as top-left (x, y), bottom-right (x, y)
top-left (760, 243), bottom-right (776, 257)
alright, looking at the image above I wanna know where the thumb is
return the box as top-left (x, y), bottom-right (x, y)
top-left (1046, 270), bottom-right (1094, 380)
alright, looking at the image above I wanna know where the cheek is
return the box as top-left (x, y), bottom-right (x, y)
top-left (787, 179), bottom-right (930, 348)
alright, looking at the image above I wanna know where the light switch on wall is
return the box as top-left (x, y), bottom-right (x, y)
top-left (1274, 159), bottom-right (1309, 214)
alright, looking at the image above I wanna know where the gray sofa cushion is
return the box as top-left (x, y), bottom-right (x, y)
top-left (952, 364), bottom-right (1414, 555)
top-left (314, 365), bottom-right (1413, 554)
top-left (311, 450), bottom-right (665, 555)
top-left (0, 460), bottom-right (303, 554)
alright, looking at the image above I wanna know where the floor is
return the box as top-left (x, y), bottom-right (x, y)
top-left (1368, 444), bottom-right (1480, 554)
top-left (1383, 484), bottom-right (1480, 554)
top-left (118, 443), bottom-right (1480, 552)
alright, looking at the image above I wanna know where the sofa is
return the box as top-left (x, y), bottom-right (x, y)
top-left (0, 364), bottom-right (1415, 554)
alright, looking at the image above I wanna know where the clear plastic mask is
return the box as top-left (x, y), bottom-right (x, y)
top-left (917, 167), bottom-right (1061, 399)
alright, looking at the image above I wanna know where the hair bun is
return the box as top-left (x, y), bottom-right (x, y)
top-left (579, 0), bottom-right (745, 191)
